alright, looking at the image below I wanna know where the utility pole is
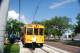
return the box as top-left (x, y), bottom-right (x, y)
top-left (0, 0), bottom-right (9, 53)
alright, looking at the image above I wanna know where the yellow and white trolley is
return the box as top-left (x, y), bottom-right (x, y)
top-left (21, 24), bottom-right (45, 48)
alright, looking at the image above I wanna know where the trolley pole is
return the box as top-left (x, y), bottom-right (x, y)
top-left (0, 0), bottom-right (9, 53)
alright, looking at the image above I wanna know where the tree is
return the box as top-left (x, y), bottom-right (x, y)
top-left (74, 13), bottom-right (80, 34)
top-left (49, 16), bottom-right (70, 39)
top-left (32, 16), bottom-right (70, 40)
top-left (6, 18), bottom-right (24, 43)
top-left (32, 21), bottom-right (41, 24)
top-left (6, 18), bottom-right (24, 35)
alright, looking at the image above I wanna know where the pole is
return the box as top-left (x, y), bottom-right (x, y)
top-left (0, 0), bottom-right (9, 53)
top-left (19, 0), bottom-right (21, 23)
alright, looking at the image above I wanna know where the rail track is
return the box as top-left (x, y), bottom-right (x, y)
top-left (29, 48), bottom-right (49, 53)
top-left (44, 44), bottom-right (70, 53)
top-left (40, 48), bottom-right (49, 53)
top-left (19, 42), bottom-right (70, 53)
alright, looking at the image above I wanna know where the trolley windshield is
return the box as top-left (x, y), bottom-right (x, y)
top-left (34, 28), bottom-right (38, 35)
top-left (27, 28), bottom-right (44, 35)
top-left (39, 28), bottom-right (44, 35)
top-left (27, 28), bottom-right (33, 35)
top-left (34, 28), bottom-right (44, 35)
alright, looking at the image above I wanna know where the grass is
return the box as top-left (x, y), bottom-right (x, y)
top-left (63, 40), bottom-right (80, 47)
top-left (47, 40), bottom-right (80, 47)
top-left (4, 44), bottom-right (20, 53)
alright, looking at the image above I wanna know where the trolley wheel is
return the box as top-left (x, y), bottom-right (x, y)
top-left (40, 43), bottom-right (43, 47)
top-left (32, 47), bottom-right (35, 50)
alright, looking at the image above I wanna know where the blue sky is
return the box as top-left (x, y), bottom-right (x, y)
top-left (9, 0), bottom-right (80, 24)
top-left (0, 0), bottom-right (2, 6)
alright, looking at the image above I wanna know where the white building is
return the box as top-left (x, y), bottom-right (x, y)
top-left (61, 30), bottom-right (73, 40)
top-left (74, 34), bottom-right (80, 40)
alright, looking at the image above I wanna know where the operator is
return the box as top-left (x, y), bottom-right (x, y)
top-left (32, 35), bottom-right (36, 49)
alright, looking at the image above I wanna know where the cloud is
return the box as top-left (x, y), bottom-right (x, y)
top-left (20, 15), bottom-right (28, 24)
top-left (49, 0), bottom-right (76, 9)
top-left (8, 10), bottom-right (28, 24)
top-left (8, 10), bottom-right (19, 19)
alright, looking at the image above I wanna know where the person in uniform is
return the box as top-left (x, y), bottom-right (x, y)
top-left (32, 35), bottom-right (36, 50)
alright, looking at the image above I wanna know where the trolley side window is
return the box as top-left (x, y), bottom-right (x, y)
top-left (34, 28), bottom-right (38, 35)
top-left (39, 28), bottom-right (44, 35)
top-left (21, 27), bottom-right (26, 36)
top-left (27, 28), bottom-right (33, 35)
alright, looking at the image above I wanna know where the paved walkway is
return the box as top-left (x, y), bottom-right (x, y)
top-left (19, 42), bottom-right (70, 53)
top-left (45, 41), bottom-right (80, 53)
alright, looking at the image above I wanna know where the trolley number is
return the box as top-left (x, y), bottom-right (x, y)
top-left (34, 25), bottom-right (39, 28)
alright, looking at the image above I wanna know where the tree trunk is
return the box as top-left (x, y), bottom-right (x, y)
top-left (58, 35), bottom-right (61, 40)
top-left (71, 35), bottom-right (74, 41)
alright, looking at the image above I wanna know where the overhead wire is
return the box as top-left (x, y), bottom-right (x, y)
top-left (33, 0), bottom-right (42, 21)
top-left (19, 0), bottom-right (21, 23)
top-left (19, 0), bottom-right (20, 22)
top-left (18, 0), bottom-right (42, 23)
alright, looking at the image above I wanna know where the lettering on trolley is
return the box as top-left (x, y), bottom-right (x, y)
top-left (34, 25), bottom-right (39, 28)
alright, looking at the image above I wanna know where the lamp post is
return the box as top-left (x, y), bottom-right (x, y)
top-left (0, 0), bottom-right (9, 53)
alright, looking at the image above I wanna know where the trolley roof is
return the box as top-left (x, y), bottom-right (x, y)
top-left (24, 24), bottom-right (45, 28)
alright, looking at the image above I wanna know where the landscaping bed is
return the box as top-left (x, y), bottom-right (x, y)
top-left (4, 44), bottom-right (20, 53)
top-left (63, 40), bottom-right (80, 47)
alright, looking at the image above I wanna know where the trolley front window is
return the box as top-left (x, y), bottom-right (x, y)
top-left (39, 28), bottom-right (44, 35)
top-left (27, 28), bottom-right (33, 35)
top-left (34, 28), bottom-right (38, 35)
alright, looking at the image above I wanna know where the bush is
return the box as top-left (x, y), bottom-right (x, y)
top-left (4, 44), bottom-right (20, 53)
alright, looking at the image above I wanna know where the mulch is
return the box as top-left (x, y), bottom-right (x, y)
top-left (45, 41), bottom-right (80, 53)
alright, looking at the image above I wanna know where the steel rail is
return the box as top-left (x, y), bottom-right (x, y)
top-left (40, 48), bottom-right (49, 53)
top-left (44, 44), bottom-right (70, 53)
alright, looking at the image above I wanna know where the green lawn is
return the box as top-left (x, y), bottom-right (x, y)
top-left (4, 44), bottom-right (20, 53)
top-left (64, 40), bottom-right (80, 47)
